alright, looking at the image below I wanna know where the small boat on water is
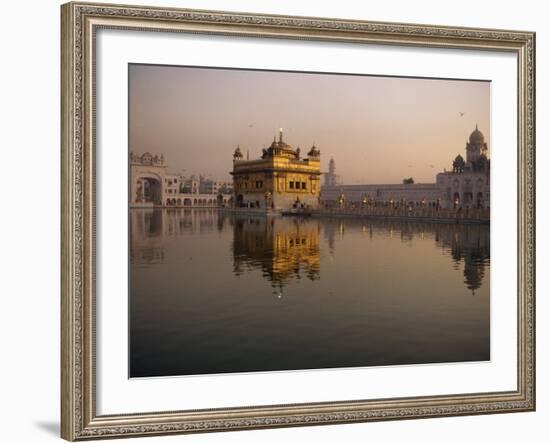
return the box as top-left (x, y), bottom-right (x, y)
top-left (282, 198), bottom-right (312, 216)
top-left (282, 207), bottom-right (312, 217)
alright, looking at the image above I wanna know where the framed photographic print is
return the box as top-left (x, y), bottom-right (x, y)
top-left (61, 1), bottom-right (536, 440)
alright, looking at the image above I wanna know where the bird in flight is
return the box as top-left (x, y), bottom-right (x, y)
top-left (248, 123), bottom-right (254, 128)
top-left (459, 112), bottom-right (465, 117)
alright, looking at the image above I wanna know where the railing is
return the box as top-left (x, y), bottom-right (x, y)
top-left (311, 206), bottom-right (490, 223)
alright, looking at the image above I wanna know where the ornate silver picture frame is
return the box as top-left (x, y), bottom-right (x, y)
top-left (61, 1), bottom-right (535, 440)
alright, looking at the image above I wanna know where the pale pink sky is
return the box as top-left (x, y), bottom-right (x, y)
top-left (129, 64), bottom-right (490, 184)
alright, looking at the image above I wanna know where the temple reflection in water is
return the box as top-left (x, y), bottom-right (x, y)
top-left (130, 208), bottom-right (490, 377)
top-left (232, 216), bottom-right (321, 290)
top-left (131, 209), bottom-right (489, 294)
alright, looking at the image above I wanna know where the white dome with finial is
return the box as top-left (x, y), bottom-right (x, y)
top-left (469, 124), bottom-right (485, 144)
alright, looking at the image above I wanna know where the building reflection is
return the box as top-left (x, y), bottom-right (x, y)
top-left (232, 216), bottom-right (321, 289)
top-left (321, 218), bottom-right (490, 294)
top-left (130, 208), bottom-right (219, 264)
top-left (433, 224), bottom-right (490, 294)
top-left (130, 209), bottom-right (165, 265)
top-left (131, 209), bottom-right (489, 294)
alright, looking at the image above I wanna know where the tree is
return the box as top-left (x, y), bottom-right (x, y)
top-left (402, 177), bottom-right (415, 184)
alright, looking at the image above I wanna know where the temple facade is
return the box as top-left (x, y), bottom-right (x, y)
top-left (231, 129), bottom-right (322, 210)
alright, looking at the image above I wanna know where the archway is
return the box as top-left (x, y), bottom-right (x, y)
top-left (135, 176), bottom-right (162, 205)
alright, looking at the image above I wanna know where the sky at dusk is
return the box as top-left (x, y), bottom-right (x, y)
top-left (129, 64), bottom-right (490, 184)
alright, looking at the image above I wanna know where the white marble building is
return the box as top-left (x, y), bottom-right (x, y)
top-left (129, 152), bottom-right (231, 207)
top-left (321, 126), bottom-right (490, 210)
top-left (436, 125), bottom-right (490, 209)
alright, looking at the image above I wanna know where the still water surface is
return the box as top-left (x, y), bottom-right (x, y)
top-left (130, 209), bottom-right (490, 377)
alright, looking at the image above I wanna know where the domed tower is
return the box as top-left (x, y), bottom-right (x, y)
top-left (307, 144), bottom-right (320, 159)
top-left (452, 154), bottom-right (465, 173)
top-left (466, 124), bottom-right (488, 164)
top-left (233, 145), bottom-right (244, 161)
top-left (264, 128), bottom-right (299, 159)
top-left (328, 157), bottom-right (336, 175)
top-left (325, 157), bottom-right (337, 186)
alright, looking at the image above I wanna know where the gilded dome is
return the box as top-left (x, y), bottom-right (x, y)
top-left (469, 124), bottom-right (485, 144)
top-left (266, 129), bottom-right (296, 157)
top-left (308, 144), bottom-right (320, 157)
top-left (233, 145), bottom-right (243, 159)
